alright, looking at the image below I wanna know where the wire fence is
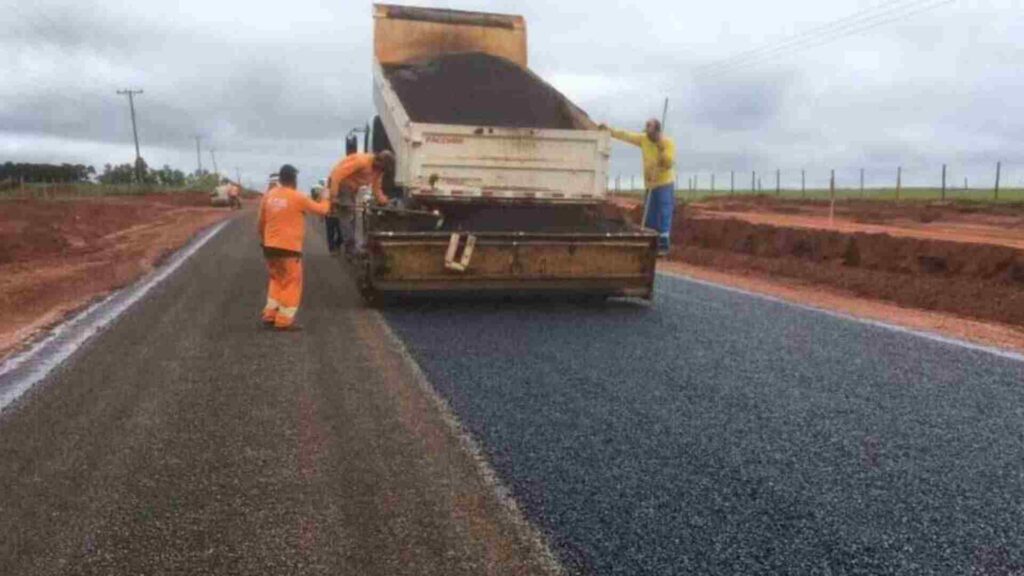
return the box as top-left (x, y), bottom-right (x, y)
top-left (0, 180), bottom-right (212, 200)
top-left (608, 162), bottom-right (1024, 202)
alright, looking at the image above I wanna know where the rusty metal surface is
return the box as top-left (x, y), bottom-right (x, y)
top-left (376, 4), bottom-right (523, 30)
top-left (374, 4), bottom-right (527, 67)
top-left (364, 231), bottom-right (657, 299)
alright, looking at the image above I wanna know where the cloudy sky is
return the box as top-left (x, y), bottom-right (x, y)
top-left (2, 0), bottom-right (1022, 191)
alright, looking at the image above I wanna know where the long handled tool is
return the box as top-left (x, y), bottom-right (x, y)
top-left (640, 186), bottom-right (652, 230)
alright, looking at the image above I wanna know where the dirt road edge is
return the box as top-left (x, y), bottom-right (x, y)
top-left (373, 311), bottom-right (566, 575)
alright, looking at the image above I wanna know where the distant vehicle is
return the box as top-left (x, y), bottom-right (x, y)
top-left (210, 181), bottom-right (232, 207)
top-left (265, 173), bottom-right (280, 193)
top-left (344, 4), bottom-right (657, 302)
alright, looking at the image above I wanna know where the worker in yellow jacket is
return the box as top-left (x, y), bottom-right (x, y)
top-left (600, 119), bottom-right (676, 255)
top-left (257, 164), bottom-right (331, 330)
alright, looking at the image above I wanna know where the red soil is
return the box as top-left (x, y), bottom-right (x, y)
top-left (0, 194), bottom-right (239, 359)
top-left (655, 202), bottom-right (1024, 329)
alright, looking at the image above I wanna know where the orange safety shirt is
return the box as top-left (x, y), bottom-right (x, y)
top-left (328, 153), bottom-right (385, 204)
top-left (258, 185), bottom-right (330, 254)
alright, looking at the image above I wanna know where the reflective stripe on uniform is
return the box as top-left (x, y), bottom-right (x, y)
top-left (278, 306), bottom-right (298, 318)
top-left (264, 298), bottom-right (280, 311)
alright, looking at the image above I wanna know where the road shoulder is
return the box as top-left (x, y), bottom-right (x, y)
top-left (659, 260), bottom-right (1024, 355)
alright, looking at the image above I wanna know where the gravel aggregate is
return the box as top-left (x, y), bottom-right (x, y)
top-left (0, 216), bottom-right (556, 576)
top-left (384, 275), bottom-right (1024, 575)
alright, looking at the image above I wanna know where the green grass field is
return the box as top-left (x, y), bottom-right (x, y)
top-left (0, 182), bottom-right (213, 200)
top-left (611, 186), bottom-right (1024, 203)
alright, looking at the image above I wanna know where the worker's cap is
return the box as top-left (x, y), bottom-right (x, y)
top-left (279, 164), bottom-right (298, 179)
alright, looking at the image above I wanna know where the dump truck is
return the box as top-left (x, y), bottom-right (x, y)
top-left (348, 4), bottom-right (657, 301)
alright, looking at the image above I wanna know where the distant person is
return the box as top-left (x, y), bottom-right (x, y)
top-left (326, 151), bottom-right (396, 253)
top-left (257, 164), bottom-right (331, 331)
top-left (599, 119), bottom-right (676, 255)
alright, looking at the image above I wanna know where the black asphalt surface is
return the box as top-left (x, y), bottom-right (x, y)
top-left (0, 215), bottom-right (556, 575)
top-left (384, 275), bottom-right (1024, 575)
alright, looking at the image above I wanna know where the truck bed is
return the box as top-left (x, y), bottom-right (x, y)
top-left (383, 52), bottom-right (588, 130)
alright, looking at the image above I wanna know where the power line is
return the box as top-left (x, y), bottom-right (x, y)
top-left (695, 0), bottom-right (931, 75)
top-left (116, 89), bottom-right (144, 183)
top-left (696, 0), bottom-right (956, 79)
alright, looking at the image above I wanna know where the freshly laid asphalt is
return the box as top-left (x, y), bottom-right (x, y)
top-left (0, 214), bottom-right (555, 576)
top-left (384, 276), bottom-right (1024, 575)
top-left (5, 210), bottom-right (1024, 576)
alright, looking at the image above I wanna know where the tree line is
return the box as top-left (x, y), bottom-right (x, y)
top-left (1, 160), bottom-right (218, 188)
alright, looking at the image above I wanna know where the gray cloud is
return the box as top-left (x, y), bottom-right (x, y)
top-left (2, 0), bottom-right (1022, 190)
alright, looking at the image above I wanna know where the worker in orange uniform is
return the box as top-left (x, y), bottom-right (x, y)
top-left (257, 164), bottom-right (330, 331)
top-left (326, 151), bottom-right (395, 253)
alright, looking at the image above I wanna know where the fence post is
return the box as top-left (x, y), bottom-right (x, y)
top-left (730, 171), bottom-right (735, 195)
top-left (776, 169), bottom-right (781, 197)
top-left (801, 169), bottom-right (806, 198)
top-left (995, 161), bottom-right (1002, 200)
top-left (829, 169), bottom-right (836, 226)
top-left (941, 164), bottom-right (946, 200)
top-left (896, 166), bottom-right (902, 201)
top-left (860, 168), bottom-right (865, 197)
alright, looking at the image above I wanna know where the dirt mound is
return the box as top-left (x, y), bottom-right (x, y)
top-left (0, 193), bottom-right (220, 265)
top-left (668, 208), bottom-right (1024, 327)
top-left (384, 52), bottom-right (587, 129)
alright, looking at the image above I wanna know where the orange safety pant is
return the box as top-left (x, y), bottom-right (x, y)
top-left (262, 255), bottom-right (303, 328)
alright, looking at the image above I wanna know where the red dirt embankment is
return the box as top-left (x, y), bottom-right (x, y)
top-left (695, 197), bottom-right (1024, 250)
top-left (0, 193), bottom-right (239, 359)
top-left (662, 204), bottom-right (1024, 328)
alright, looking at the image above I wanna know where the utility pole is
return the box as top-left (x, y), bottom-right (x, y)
top-left (775, 169), bottom-right (780, 196)
top-left (896, 166), bottom-right (902, 201)
top-left (210, 148), bottom-right (219, 177)
top-left (711, 173), bottom-right (716, 194)
top-left (829, 169), bottom-right (836, 226)
top-left (661, 97), bottom-right (669, 131)
top-left (801, 169), bottom-right (806, 198)
top-left (730, 171), bottom-right (735, 195)
top-left (860, 168), bottom-right (865, 197)
top-left (941, 164), bottom-right (946, 200)
top-left (235, 167), bottom-right (241, 186)
top-left (995, 161), bottom-right (1002, 200)
top-left (116, 89), bottom-right (144, 183)
top-left (751, 171), bottom-right (756, 194)
top-left (194, 136), bottom-right (203, 174)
